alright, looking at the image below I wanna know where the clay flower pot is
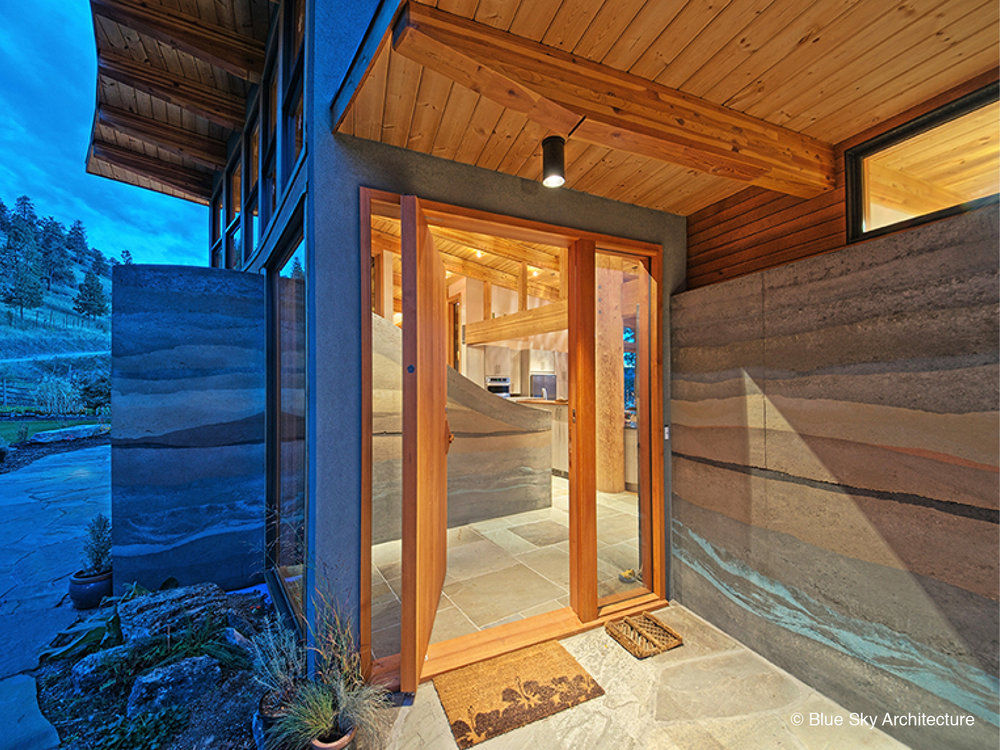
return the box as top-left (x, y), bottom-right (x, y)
top-left (311, 726), bottom-right (356, 749)
top-left (68, 569), bottom-right (112, 610)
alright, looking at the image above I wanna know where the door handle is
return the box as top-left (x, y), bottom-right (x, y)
top-left (445, 416), bottom-right (454, 454)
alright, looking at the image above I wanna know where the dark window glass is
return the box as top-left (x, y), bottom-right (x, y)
top-left (229, 160), bottom-right (242, 221)
top-left (264, 152), bottom-right (277, 223)
top-left (211, 241), bottom-right (222, 268)
top-left (226, 224), bottom-right (242, 269)
top-left (246, 192), bottom-right (258, 257)
top-left (292, 0), bottom-right (304, 56)
top-left (249, 123), bottom-right (260, 189)
top-left (286, 89), bottom-right (304, 176)
top-left (274, 238), bottom-right (307, 617)
top-left (211, 193), bottom-right (223, 244)
top-left (268, 75), bottom-right (278, 139)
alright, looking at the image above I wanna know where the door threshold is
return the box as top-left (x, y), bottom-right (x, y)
top-left (371, 594), bottom-right (669, 692)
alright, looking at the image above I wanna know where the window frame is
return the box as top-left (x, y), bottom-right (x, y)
top-left (845, 82), bottom-right (999, 243)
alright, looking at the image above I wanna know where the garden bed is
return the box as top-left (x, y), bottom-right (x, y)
top-left (36, 583), bottom-right (273, 749)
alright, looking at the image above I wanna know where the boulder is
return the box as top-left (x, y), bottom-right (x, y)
top-left (71, 644), bottom-right (133, 692)
top-left (117, 583), bottom-right (228, 642)
top-left (126, 655), bottom-right (221, 716)
top-left (27, 424), bottom-right (110, 444)
top-left (223, 627), bottom-right (251, 654)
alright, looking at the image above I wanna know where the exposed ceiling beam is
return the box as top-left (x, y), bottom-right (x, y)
top-left (465, 301), bottom-right (568, 345)
top-left (865, 161), bottom-right (966, 217)
top-left (429, 226), bottom-right (561, 270)
top-left (97, 105), bottom-right (227, 170)
top-left (372, 227), bottom-right (560, 301)
top-left (98, 48), bottom-right (245, 130)
top-left (392, 3), bottom-right (836, 199)
top-left (91, 0), bottom-right (265, 82)
top-left (91, 140), bottom-right (213, 201)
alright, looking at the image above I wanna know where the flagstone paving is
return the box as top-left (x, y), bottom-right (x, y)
top-left (0, 444), bottom-right (111, 678)
top-left (384, 604), bottom-right (909, 749)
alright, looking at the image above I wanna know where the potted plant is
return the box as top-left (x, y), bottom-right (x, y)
top-left (266, 604), bottom-right (392, 750)
top-left (68, 513), bottom-right (113, 609)
top-left (248, 616), bottom-right (306, 733)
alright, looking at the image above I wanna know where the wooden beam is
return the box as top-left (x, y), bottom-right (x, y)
top-left (518, 261), bottom-right (528, 311)
top-left (97, 105), bottom-right (227, 170)
top-left (372, 226), bottom-right (561, 301)
top-left (430, 226), bottom-right (561, 270)
top-left (483, 281), bottom-right (492, 319)
top-left (91, 140), bottom-right (213, 200)
top-left (864, 160), bottom-right (966, 218)
top-left (464, 300), bottom-right (567, 345)
top-left (393, 3), bottom-right (835, 198)
top-left (98, 49), bottom-right (245, 130)
top-left (91, 0), bottom-right (265, 82)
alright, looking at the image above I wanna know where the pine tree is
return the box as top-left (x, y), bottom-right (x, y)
top-left (14, 195), bottom-right (37, 227)
top-left (91, 250), bottom-right (110, 277)
top-left (74, 270), bottom-right (108, 320)
top-left (66, 220), bottom-right (89, 264)
top-left (1, 213), bottom-right (44, 320)
top-left (290, 256), bottom-right (305, 280)
top-left (38, 217), bottom-right (73, 288)
top-left (120, 249), bottom-right (134, 264)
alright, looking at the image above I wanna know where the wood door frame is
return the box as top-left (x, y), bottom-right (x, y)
top-left (359, 187), bottom-right (667, 688)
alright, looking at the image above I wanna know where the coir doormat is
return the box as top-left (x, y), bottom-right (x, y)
top-left (433, 641), bottom-right (605, 748)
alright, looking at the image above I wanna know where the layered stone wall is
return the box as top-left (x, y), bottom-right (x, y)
top-left (670, 207), bottom-right (999, 749)
top-left (112, 265), bottom-right (266, 592)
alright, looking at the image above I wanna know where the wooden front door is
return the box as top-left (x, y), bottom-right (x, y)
top-left (399, 195), bottom-right (450, 692)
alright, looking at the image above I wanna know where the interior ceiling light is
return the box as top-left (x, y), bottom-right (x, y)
top-left (542, 135), bottom-right (565, 188)
top-left (476, 250), bottom-right (483, 258)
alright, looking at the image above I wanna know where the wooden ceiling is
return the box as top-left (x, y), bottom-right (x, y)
top-left (86, 0), bottom-right (272, 204)
top-left (337, 0), bottom-right (999, 216)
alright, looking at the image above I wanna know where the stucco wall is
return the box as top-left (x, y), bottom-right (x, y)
top-left (111, 265), bottom-right (266, 592)
top-left (670, 207), bottom-right (999, 749)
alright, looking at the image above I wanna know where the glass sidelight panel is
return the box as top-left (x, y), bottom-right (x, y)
top-left (595, 252), bottom-right (655, 602)
top-left (273, 238), bottom-right (307, 618)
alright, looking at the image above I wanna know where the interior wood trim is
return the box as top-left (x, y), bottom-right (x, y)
top-left (569, 238), bottom-right (598, 623)
top-left (464, 300), bottom-right (567, 345)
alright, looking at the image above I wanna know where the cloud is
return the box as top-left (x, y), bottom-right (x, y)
top-left (0, 0), bottom-right (207, 266)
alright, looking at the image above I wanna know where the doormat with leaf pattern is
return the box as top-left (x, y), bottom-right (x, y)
top-left (433, 641), bottom-right (604, 748)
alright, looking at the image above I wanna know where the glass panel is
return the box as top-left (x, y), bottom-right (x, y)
top-left (264, 152), bottom-right (277, 224)
top-left (268, 74), bottom-right (278, 139)
top-left (595, 252), bottom-right (654, 603)
top-left (863, 100), bottom-right (999, 232)
top-left (225, 225), bottom-right (242, 269)
top-left (229, 159), bottom-right (242, 222)
top-left (275, 239), bottom-right (307, 618)
top-left (212, 193), bottom-right (222, 243)
top-left (291, 0), bottom-right (305, 55)
top-left (245, 192), bottom-right (258, 258)
top-left (210, 240), bottom-right (222, 268)
top-left (288, 91), bottom-right (304, 169)
top-left (249, 122), bottom-right (260, 189)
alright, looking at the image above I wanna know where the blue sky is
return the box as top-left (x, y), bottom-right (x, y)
top-left (0, 0), bottom-right (206, 265)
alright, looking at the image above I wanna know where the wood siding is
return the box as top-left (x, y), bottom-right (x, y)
top-left (687, 71), bottom-right (1000, 288)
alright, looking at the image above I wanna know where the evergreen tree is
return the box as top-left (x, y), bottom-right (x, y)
top-left (120, 249), bottom-right (134, 265)
top-left (290, 256), bottom-right (305, 280)
top-left (66, 220), bottom-right (89, 264)
top-left (38, 217), bottom-right (74, 287)
top-left (91, 250), bottom-right (110, 277)
top-left (14, 195), bottom-right (37, 227)
top-left (1, 213), bottom-right (44, 320)
top-left (0, 198), bottom-right (8, 233)
top-left (74, 270), bottom-right (108, 319)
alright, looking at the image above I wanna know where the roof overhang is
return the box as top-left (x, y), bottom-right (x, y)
top-left (333, 1), bottom-right (999, 216)
top-left (85, 0), bottom-right (272, 204)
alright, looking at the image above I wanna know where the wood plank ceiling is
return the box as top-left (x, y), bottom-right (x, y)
top-left (337, 0), bottom-right (999, 216)
top-left (86, 0), bottom-right (272, 204)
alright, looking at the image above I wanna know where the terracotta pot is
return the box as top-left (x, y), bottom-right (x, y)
top-left (311, 726), bottom-right (356, 749)
top-left (68, 569), bottom-right (112, 610)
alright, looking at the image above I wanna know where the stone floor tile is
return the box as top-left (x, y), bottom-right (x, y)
top-left (442, 563), bottom-right (564, 628)
top-left (509, 519), bottom-right (571, 547)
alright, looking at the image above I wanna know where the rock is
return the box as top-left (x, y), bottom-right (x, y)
top-left (224, 627), bottom-right (251, 653)
top-left (27, 424), bottom-right (110, 444)
top-left (71, 644), bottom-right (132, 692)
top-left (126, 655), bottom-right (221, 716)
top-left (117, 583), bottom-right (228, 642)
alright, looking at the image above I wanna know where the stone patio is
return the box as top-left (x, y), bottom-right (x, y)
top-left (1, 445), bottom-right (110, 750)
top-left (384, 604), bottom-right (909, 749)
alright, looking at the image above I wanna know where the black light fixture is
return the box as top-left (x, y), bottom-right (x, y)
top-left (541, 135), bottom-right (565, 188)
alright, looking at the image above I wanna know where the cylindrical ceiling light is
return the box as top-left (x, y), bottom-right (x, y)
top-left (541, 135), bottom-right (566, 188)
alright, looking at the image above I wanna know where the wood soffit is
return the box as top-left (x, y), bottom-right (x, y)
top-left (86, 0), bottom-right (271, 203)
top-left (336, 0), bottom-right (1000, 216)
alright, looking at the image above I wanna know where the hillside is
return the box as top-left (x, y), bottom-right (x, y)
top-left (1, 195), bottom-right (116, 414)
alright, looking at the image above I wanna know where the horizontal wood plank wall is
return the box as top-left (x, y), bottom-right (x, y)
top-left (686, 72), bottom-right (999, 289)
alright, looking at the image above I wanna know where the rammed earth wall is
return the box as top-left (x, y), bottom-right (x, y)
top-left (670, 206), bottom-right (1000, 750)
top-left (111, 265), bottom-right (266, 592)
